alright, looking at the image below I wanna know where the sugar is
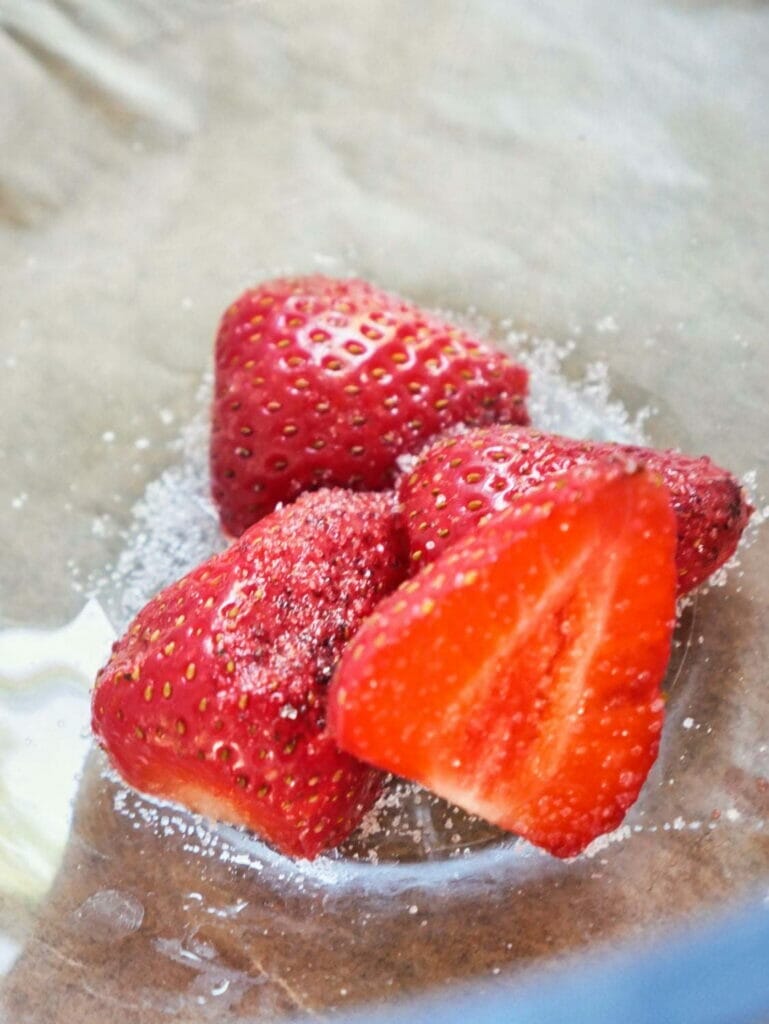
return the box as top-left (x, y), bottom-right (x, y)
top-left (89, 377), bottom-right (223, 631)
top-left (88, 328), bottom-right (678, 635)
top-left (594, 314), bottom-right (619, 334)
top-left (86, 311), bottom-right (764, 866)
top-left (514, 335), bottom-right (651, 444)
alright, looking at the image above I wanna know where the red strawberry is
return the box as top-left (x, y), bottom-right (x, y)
top-left (210, 276), bottom-right (529, 536)
top-left (329, 460), bottom-right (677, 858)
top-left (399, 425), bottom-right (752, 594)
top-left (91, 489), bottom-right (409, 859)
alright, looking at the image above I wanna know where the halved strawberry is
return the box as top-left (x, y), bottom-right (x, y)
top-left (329, 460), bottom-right (677, 858)
top-left (92, 489), bottom-right (409, 859)
top-left (211, 276), bottom-right (529, 536)
top-left (398, 425), bottom-right (753, 593)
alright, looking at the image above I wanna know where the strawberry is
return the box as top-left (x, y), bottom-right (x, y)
top-left (210, 275), bottom-right (529, 536)
top-left (330, 460), bottom-right (677, 858)
top-left (399, 425), bottom-right (753, 593)
top-left (91, 489), bottom-right (409, 859)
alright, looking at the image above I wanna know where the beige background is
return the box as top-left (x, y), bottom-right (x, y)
top-left (1, 1), bottom-right (768, 1021)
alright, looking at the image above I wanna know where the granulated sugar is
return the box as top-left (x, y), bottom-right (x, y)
top-left (90, 377), bottom-right (224, 631)
top-left (513, 333), bottom-right (651, 444)
top-left (91, 325), bottom-right (655, 629)
top-left (86, 317), bottom-right (764, 868)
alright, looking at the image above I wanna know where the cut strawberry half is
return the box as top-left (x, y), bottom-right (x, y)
top-left (329, 460), bottom-right (677, 858)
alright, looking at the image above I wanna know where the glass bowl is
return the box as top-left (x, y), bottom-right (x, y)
top-left (1, 2), bottom-right (768, 1021)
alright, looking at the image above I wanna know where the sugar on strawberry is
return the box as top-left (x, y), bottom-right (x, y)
top-left (330, 459), bottom-right (678, 858)
top-left (399, 424), bottom-right (752, 594)
top-left (210, 275), bottom-right (529, 536)
top-left (91, 489), bottom-right (409, 859)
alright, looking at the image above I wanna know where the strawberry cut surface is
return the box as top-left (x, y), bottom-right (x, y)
top-left (92, 489), bottom-right (409, 859)
top-left (211, 275), bottom-right (529, 536)
top-left (330, 460), bottom-right (677, 858)
top-left (399, 424), bottom-right (752, 593)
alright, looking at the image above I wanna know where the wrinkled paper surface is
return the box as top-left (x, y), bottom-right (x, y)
top-left (1, 2), bottom-right (768, 1021)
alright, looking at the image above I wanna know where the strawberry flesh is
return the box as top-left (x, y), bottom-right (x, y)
top-left (399, 424), bottom-right (752, 593)
top-left (211, 276), bottom-right (529, 536)
top-left (91, 489), bottom-right (409, 859)
top-left (329, 460), bottom-right (677, 858)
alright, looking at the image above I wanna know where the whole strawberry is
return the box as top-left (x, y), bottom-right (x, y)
top-left (211, 276), bottom-right (529, 536)
top-left (399, 425), bottom-right (752, 594)
top-left (91, 489), bottom-right (409, 859)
